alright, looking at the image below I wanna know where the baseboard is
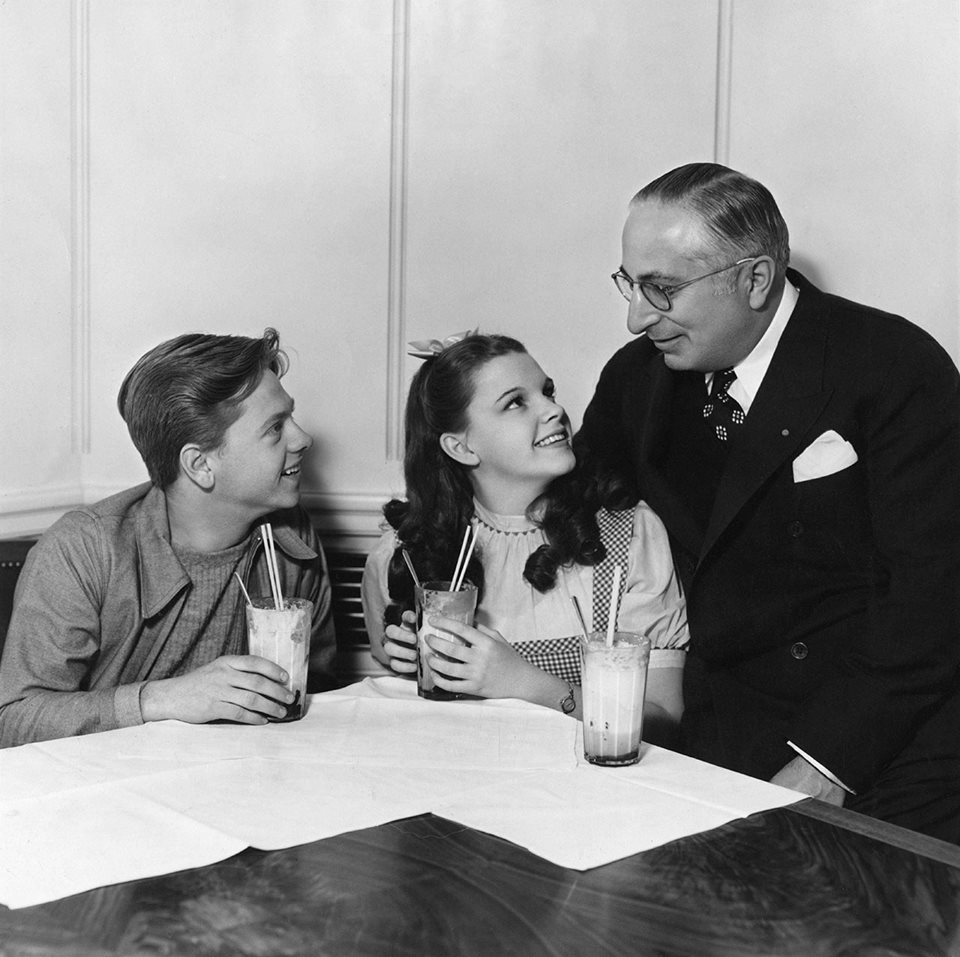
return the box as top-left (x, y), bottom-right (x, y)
top-left (301, 491), bottom-right (388, 551)
top-left (0, 484), bottom-right (86, 538)
top-left (0, 486), bottom-right (391, 548)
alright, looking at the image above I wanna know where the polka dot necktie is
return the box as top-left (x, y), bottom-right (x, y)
top-left (703, 368), bottom-right (745, 442)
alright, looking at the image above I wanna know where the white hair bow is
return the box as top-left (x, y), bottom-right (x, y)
top-left (407, 330), bottom-right (476, 359)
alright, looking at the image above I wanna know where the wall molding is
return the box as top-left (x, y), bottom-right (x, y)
top-left (0, 483), bottom-right (387, 549)
top-left (71, 0), bottom-right (91, 456)
top-left (384, 0), bottom-right (411, 462)
top-left (714, 0), bottom-right (733, 166)
top-left (0, 484), bottom-right (86, 538)
top-left (301, 491), bottom-right (387, 547)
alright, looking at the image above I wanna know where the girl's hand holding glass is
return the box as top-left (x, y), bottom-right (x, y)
top-left (423, 617), bottom-right (547, 700)
top-left (382, 610), bottom-right (417, 674)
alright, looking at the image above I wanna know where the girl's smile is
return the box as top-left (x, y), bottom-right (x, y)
top-left (443, 351), bottom-right (576, 514)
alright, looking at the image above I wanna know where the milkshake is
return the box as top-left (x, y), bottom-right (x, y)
top-left (415, 581), bottom-right (478, 700)
top-left (580, 632), bottom-right (650, 766)
top-left (245, 596), bottom-right (312, 721)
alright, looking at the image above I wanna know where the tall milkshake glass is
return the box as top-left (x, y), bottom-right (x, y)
top-left (245, 596), bottom-right (312, 721)
top-left (580, 631), bottom-right (651, 766)
top-left (415, 580), bottom-right (477, 700)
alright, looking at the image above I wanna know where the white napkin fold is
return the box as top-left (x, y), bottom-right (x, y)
top-left (437, 734), bottom-right (802, 870)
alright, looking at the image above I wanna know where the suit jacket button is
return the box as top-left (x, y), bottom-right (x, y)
top-left (791, 642), bottom-right (809, 660)
top-left (788, 520), bottom-right (804, 538)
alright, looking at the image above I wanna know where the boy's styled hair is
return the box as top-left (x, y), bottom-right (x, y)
top-left (117, 328), bottom-right (288, 489)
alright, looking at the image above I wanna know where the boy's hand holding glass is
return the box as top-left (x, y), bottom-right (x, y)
top-left (140, 655), bottom-right (295, 725)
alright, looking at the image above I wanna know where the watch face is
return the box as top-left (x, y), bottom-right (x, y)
top-left (561, 691), bottom-right (576, 714)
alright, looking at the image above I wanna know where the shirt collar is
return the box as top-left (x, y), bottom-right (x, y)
top-left (134, 487), bottom-right (316, 616)
top-left (260, 520), bottom-right (318, 561)
top-left (706, 279), bottom-right (799, 414)
top-left (135, 484), bottom-right (193, 617)
top-left (473, 497), bottom-right (539, 534)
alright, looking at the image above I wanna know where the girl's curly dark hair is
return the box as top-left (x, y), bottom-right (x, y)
top-left (382, 334), bottom-right (637, 624)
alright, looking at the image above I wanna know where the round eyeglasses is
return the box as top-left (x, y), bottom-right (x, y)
top-left (611, 257), bottom-right (758, 312)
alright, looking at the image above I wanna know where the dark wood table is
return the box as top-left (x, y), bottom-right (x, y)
top-left (3, 799), bottom-right (959, 956)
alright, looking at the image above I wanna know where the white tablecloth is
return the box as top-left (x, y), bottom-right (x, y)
top-left (0, 677), bottom-right (801, 909)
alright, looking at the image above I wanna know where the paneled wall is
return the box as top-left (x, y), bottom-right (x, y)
top-left (727, 2), bottom-right (960, 337)
top-left (0, 0), bottom-right (80, 532)
top-left (2, 0), bottom-right (959, 556)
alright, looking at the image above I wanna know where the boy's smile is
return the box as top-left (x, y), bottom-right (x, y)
top-left (208, 370), bottom-right (313, 522)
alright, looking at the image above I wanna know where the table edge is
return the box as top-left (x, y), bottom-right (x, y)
top-left (788, 798), bottom-right (960, 868)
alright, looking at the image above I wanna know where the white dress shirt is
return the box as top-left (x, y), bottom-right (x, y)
top-left (705, 278), bottom-right (798, 411)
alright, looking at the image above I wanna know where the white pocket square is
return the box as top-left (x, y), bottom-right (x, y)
top-left (792, 430), bottom-right (859, 483)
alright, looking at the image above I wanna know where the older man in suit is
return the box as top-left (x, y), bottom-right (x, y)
top-left (575, 163), bottom-right (960, 840)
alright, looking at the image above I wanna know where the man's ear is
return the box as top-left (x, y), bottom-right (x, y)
top-left (745, 256), bottom-right (777, 309)
top-left (439, 432), bottom-right (479, 467)
top-left (179, 444), bottom-right (216, 490)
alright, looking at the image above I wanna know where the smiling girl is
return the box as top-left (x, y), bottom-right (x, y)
top-left (360, 334), bottom-right (688, 736)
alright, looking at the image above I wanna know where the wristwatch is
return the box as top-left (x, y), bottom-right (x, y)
top-left (559, 686), bottom-right (576, 714)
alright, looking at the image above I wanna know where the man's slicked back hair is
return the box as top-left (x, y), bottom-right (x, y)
top-left (634, 162), bottom-right (790, 272)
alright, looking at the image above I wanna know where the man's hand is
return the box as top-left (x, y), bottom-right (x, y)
top-left (770, 754), bottom-right (847, 806)
top-left (140, 654), bottom-right (295, 725)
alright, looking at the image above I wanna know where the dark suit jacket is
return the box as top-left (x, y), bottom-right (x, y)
top-left (576, 270), bottom-right (960, 799)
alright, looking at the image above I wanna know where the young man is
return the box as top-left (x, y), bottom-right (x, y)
top-left (0, 329), bottom-right (336, 747)
top-left (576, 163), bottom-right (960, 841)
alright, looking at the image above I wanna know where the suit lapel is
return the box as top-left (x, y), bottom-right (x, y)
top-left (700, 278), bottom-right (835, 561)
top-left (631, 357), bottom-right (705, 559)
